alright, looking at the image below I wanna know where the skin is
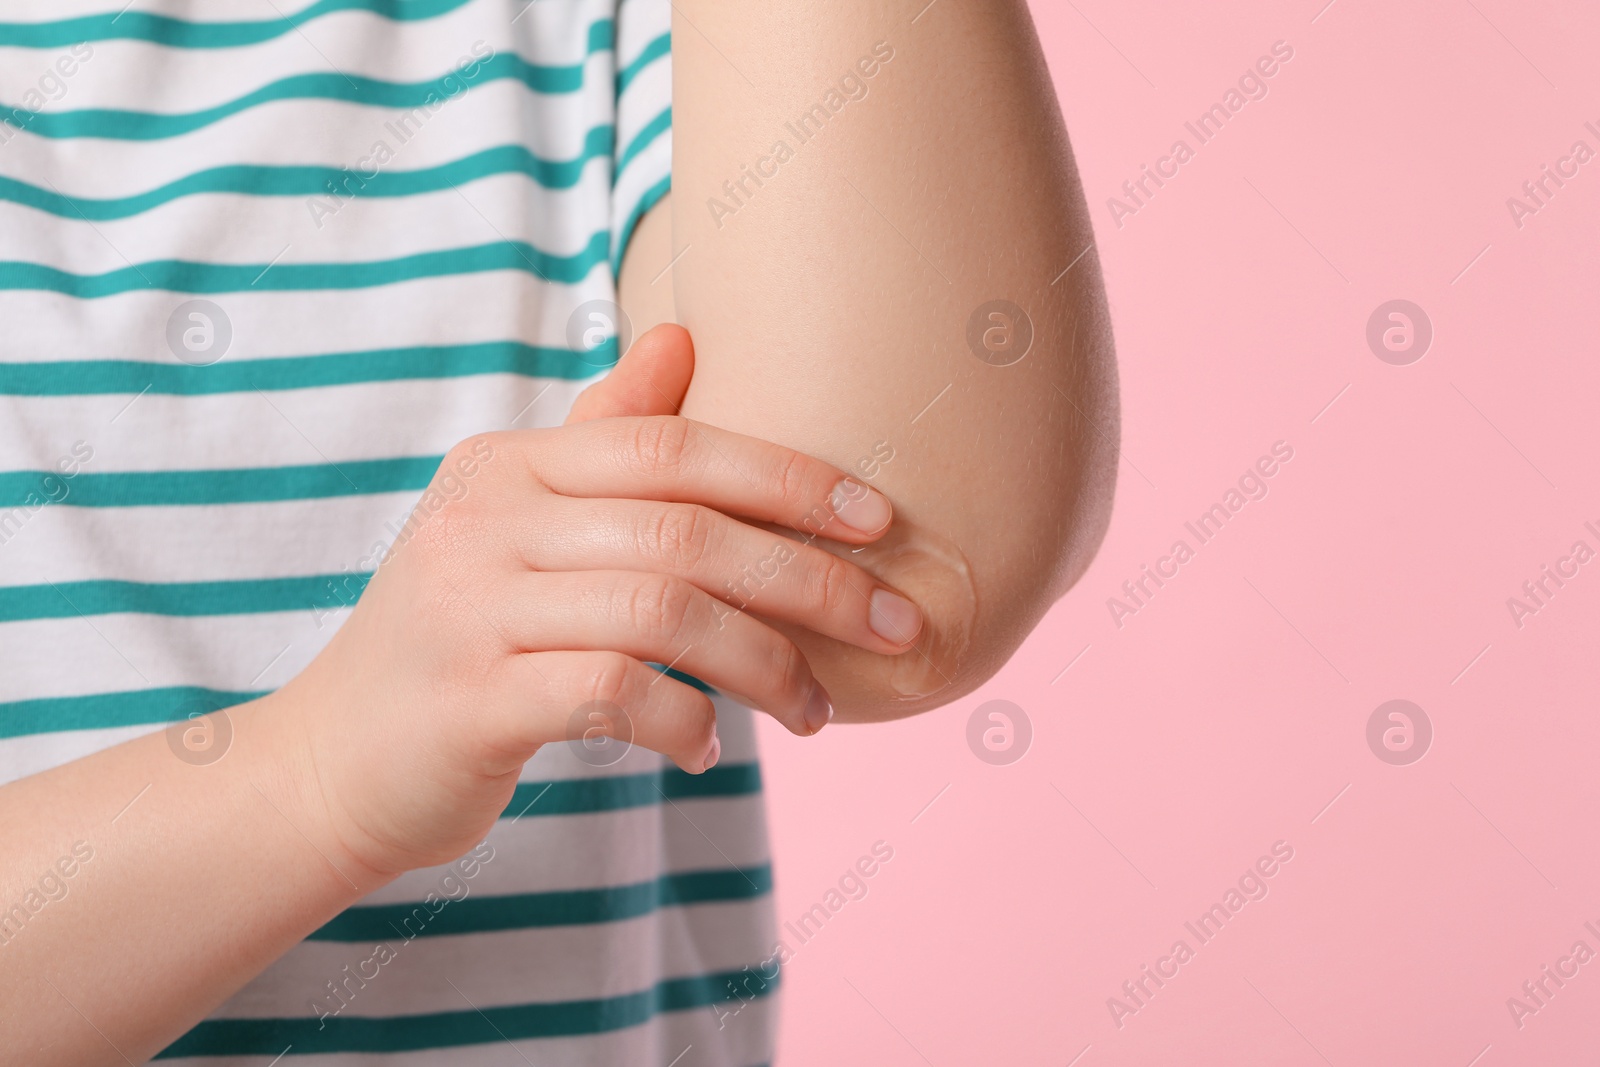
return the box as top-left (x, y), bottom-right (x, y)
top-left (666, 0), bottom-right (1117, 720)
top-left (0, 2), bottom-right (1116, 1059)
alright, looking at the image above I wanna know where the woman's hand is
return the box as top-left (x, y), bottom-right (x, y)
top-left (259, 326), bottom-right (925, 878)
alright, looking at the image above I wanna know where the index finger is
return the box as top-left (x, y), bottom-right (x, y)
top-left (523, 416), bottom-right (894, 544)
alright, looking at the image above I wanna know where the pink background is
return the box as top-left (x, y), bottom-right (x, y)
top-left (755, 1), bottom-right (1600, 1063)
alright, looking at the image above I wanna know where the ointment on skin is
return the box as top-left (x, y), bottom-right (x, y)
top-left (855, 525), bottom-right (978, 702)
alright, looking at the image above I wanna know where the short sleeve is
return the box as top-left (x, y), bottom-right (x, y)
top-left (610, 0), bottom-right (672, 273)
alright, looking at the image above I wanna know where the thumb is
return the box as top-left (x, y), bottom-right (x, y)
top-left (564, 323), bottom-right (695, 425)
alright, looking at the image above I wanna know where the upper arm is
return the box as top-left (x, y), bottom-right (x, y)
top-left (664, 2), bottom-right (1119, 720)
top-left (617, 194), bottom-right (677, 338)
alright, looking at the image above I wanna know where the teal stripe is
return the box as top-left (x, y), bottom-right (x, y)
top-left (658, 663), bottom-right (713, 695)
top-left (0, 232), bottom-right (610, 297)
top-left (0, 674), bottom-right (721, 740)
top-left (503, 761), bottom-right (762, 818)
top-left (156, 965), bottom-right (779, 1056)
top-left (616, 106), bottom-right (671, 176)
top-left (2, 31), bottom-right (615, 142)
top-left (0, 136), bottom-right (615, 220)
top-left (0, 0), bottom-right (474, 49)
top-left (309, 864), bottom-right (773, 940)
top-left (0, 456), bottom-right (440, 509)
top-left (0, 686), bottom-right (264, 740)
top-left (613, 173), bottom-right (672, 272)
top-left (0, 573), bottom-right (371, 623)
top-left (617, 31), bottom-right (672, 95)
top-left (0, 340), bottom-right (613, 397)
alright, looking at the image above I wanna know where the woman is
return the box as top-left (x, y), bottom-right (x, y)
top-left (0, 1), bottom-right (1115, 1063)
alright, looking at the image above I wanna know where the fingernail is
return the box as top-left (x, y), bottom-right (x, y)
top-left (702, 734), bottom-right (721, 773)
top-left (803, 684), bottom-right (833, 735)
top-left (869, 589), bottom-right (923, 646)
top-left (829, 479), bottom-right (892, 534)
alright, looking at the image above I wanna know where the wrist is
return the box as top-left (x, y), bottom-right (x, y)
top-left (236, 688), bottom-right (397, 897)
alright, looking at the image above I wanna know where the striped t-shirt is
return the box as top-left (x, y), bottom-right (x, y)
top-left (0, 2), bottom-right (778, 1063)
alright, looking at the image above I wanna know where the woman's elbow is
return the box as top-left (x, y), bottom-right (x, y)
top-left (800, 344), bottom-right (1120, 724)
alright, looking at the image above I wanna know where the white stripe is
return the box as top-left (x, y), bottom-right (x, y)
top-left (0, 699), bottom-right (760, 792)
top-left (2, 495), bottom-right (456, 584)
top-left (613, 126), bottom-right (671, 232)
top-left (617, 49), bottom-right (671, 148)
top-left (0, 0), bottom-right (617, 101)
top-left (220, 897), bottom-right (776, 1017)
top-left (1, 377), bottom-right (583, 476)
top-left (184, 987), bottom-right (776, 1067)
top-left (0, 169), bottom-right (614, 274)
top-left (0, 80), bottom-right (621, 207)
top-left (0, 610), bottom-right (336, 706)
top-left (0, 269), bottom-right (617, 364)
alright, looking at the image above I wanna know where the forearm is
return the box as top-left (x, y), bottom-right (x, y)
top-left (0, 695), bottom-right (379, 1065)
top-left (670, 0), bottom-right (1117, 719)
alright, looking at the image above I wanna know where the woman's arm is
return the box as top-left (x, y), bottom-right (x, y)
top-left (666, 0), bottom-right (1118, 720)
top-left (0, 345), bottom-right (910, 1063)
top-left (0, 696), bottom-right (378, 1065)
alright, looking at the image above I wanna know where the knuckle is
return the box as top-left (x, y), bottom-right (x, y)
top-left (441, 433), bottom-right (504, 491)
top-left (411, 435), bottom-right (510, 557)
top-left (583, 651), bottom-right (638, 709)
top-left (811, 552), bottom-right (856, 617)
top-left (627, 416), bottom-right (693, 477)
top-left (773, 637), bottom-right (812, 706)
top-left (771, 448), bottom-right (813, 511)
top-left (439, 436), bottom-right (477, 474)
top-left (420, 500), bottom-right (499, 574)
top-left (646, 503), bottom-right (712, 571)
top-left (625, 574), bottom-right (697, 645)
top-left (410, 496), bottom-right (481, 570)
